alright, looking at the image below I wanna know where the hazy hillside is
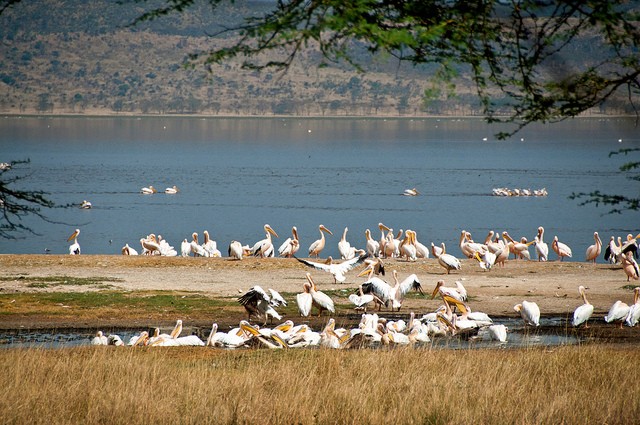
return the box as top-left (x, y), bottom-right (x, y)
top-left (0, 0), bottom-right (635, 117)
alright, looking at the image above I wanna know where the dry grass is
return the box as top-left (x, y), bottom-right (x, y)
top-left (1, 345), bottom-right (638, 424)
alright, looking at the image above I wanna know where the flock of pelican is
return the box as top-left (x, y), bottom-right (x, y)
top-left (91, 281), bottom-right (640, 349)
top-left (492, 187), bottom-right (548, 197)
top-left (64, 221), bottom-right (640, 282)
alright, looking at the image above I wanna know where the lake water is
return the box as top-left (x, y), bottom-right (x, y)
top-left (1, 115), bottom-right (638, 259)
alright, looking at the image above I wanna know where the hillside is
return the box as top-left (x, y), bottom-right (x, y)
top-left (0, 0), bottom-right (635, 117)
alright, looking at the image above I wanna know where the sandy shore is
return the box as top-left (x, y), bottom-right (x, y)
top-left (1, 254), bottom-right (638, 327)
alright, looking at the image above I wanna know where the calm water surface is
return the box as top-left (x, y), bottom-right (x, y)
top-left (1, 116), bottom-right (638, 259)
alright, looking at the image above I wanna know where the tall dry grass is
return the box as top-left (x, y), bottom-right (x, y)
top-left (1, 345), bottom-right (638, 424)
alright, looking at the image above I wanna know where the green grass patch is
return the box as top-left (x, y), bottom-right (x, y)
top-left (2, 275), bottom-right (122, 288)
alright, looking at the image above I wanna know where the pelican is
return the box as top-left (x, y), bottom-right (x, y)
top-left (338, 227), bottom-right (354, 260)
top-left (399, 229), bottom-right (417, 262)
top-left (534, 226), bottom-right (549, 262)
top-left (202, 230), bottom-right (221, 257)
top-left (164, 185), bottom-right (179, 194)
top-left (621, 233), bottom-right (640, 259)
top-left (306, 273), bottom-right (335, 316)
top-left (552, 236), bottom-right (573, 261)
top-left (237, 285), bottom-right (285, 325)
top-left (228, 240), bottom-right (244, 260)
top-left (603, 236), bottom-right (621, 264)
top-left (514, 301), bottom-right (540, 327)
top-left (585, 231), bottom-right (602, 263)
top-left (625, 287), bottom-right (640, 327)
top-left (403, 187), bottom-right (420, 196)
top-left (474, 250), bottom-right (496, 270)
top-left (621, 251), bottom-right (639, 281)
top-left (349, 285), bottom-right (384, 312)
top-left (140, 234), bottom-right (161, 255)
top-left (502, 231), bottom-right (533, 260)
top-left (488, 324), bottom-right (508, 342)
top-left (360, 257), bottom-right (385, 277)
top-left (206, 323), bottom-right (248, 348)
top-left (296, 251), bottom-right (367, 283)
top-left (141, 185), bottom-right (157, 194)
top-left (107, 334), bottom-right (125, 346)
top-left (431, 279), bottom-right (467, 303)
top-left (181, 239), bottom-right (191, 257)
top-left (364, 229), bottom-right (380, 257)
top-left (430, 242), bottom-right (444, 258)
top-left (308, 224), bottom-right (333, 258)
top-left (278, 226), bottom-right (300, 258)
top-left (296, 281), bottom-right (313, 317)
top-left (604, 300), bottom-right (630, 328)
top-left (147, 320), bottom-right (184, 346)
top-left (128, 331), bottom-right (149, 346)
top-left (190, 232), bottom-right (207, 257)
top-left (91, 330), bottom-right (108, 345)
top-left (121, 243), bottom-right (138, 255)
top-left (413, 231), bottom-right (429, 259)
top-left (433, 243), bottom-right (461, 274)
top-left (80, 200), bottom-right (92, 209)
top-left (67, 228), bottom-right (81, 255)
top-left (250, 224), bottom-right (279, 257)
top-left (460, 230), bottom-right (487, 259)
top-left (572, 285), bottom-right (594, 327)
top-left (361, 269), bottom-right (423, 311)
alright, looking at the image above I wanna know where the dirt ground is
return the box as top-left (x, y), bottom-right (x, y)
top-left (1, 254), bottom-right (638, 333)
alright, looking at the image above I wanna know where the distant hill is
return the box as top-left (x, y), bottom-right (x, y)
top-left (0, 0), bottom-right (635, 117)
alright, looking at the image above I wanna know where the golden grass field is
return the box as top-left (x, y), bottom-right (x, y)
top-left (1, 254), bottom-right (640, 424)
top-left (1, 345), bottom-right (638, 424)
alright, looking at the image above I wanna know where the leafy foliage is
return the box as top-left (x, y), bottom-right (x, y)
top-left (570, 148), bottom-right (640, 214)
top-left (127, 0), bottom-right (640, 135)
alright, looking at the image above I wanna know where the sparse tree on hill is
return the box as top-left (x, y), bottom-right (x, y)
top-left (127, 0), bottom-right (640, 137)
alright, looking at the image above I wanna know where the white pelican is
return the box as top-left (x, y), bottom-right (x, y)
top-left (621, 233), bottom-right (640, 259)
top-left (141, 185), bottom-right (157, 194)
top-left (625, 287), bottom-right (640, 327)
top-left (431, 279), bottom-right (467, 303)
top-left (604, 300), bottom-right (630, 328)
top-left (430, 242), bottom-right (444, 258)
top-left (361, 269), bottom-right (423, 311)
top-left (348, 285), bottom-right (384, 312)
top-left (572, 285), bottom-right (594, 327)
top-left (433, 243), bottom-right (461, 274)
top-left (121, 243), bottom-right (138, 255)
top-left (128, 331), bottom-right (149, 346)
top-left (378, 223), bottom-right (391, 258)
top-left (552, 235), bottom-right (573, 261)
top-left (399, 229), bottom-right (417, 262)
top-left (147, 320), bottom-right (184, 346)
top-left (403, 187), bottom-right (420, 196)
top-left (296, 281), bottom-right (313, 317)
top-left (80, 200), bottom-right (92, 209)
top-left (360, 257), bottom-right (385, 278)
top-left (337, 227), bottom-right (354, 260)
top-left (621, 251), bottom-right (639, 281)
top-left (308, 224), bottom-right (333, 258)
top-left (228, 240), bottom-right (244, 260)
top-left (278, 226), bottom-right (300, 258)
top-left (514, 301), bottom-right (540, 327)
top-left (164, 185), bottom-right (179, 194)
top-left (585, 231), bottom-right (602, 263)
top-left (474, 250), bottom-right (496, 270)
top-left (534, 226), bottom-right (549, 262)
top-left (190, 232), bottom-right (207, 257)
top-left (91, 330), bottom-right (108, 345)
top-left (413, 231), bottom-right (429, 259)
top-left (202, 230), bottom-right (221, 257)
top-left (237, 285), bottom-right (284, 325)
top-left (603, 236), bottom-right (621, 264)
top-left (460, 230), bottom-right (487, 259)
top-left (250, 224), bottom-right (279, 257)
top-left (296, 251), bottom-right (367, 284)
top-left (488, 324), bottom-right (508, 342)
top-left (206, 323), bottom-right (248, 348)
top-left (502, 231), bottom-right (533, 260)
top-left (156, 235), bottom-right (177, 256)
top-left (181, 239), bottom-right (191, 257)
top-left (140, 234), bottom-right (160, 255)
top-left (306, 273), bottom-right (335, 316)
top-left (364, 229), bottom-right (380, 257)
top-left (67, 228), bottom-right (81, 255)
top-left (107, 334), bottom-right (125, 346)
